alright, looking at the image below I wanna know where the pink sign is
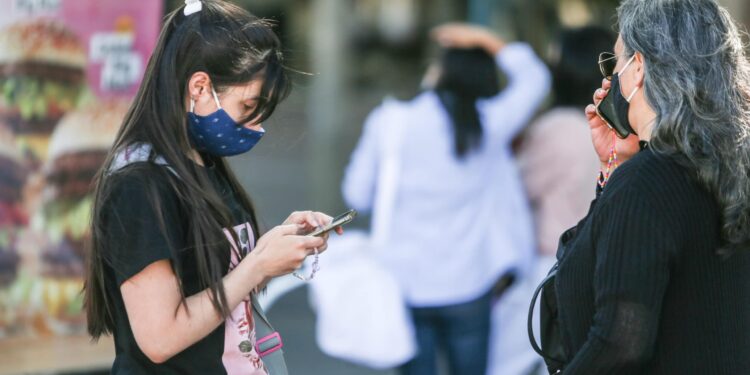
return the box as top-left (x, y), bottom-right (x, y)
top-left (0, 0), bottom-right (163, 97)
top-left (0, 0), bottom-right (162, 338)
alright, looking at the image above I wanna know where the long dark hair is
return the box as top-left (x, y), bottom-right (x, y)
top-left (435, 48), bottom-right (500, 158)
top-left (85, 0), bottom-right (291, 339)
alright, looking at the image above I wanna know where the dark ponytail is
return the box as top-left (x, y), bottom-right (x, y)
top-left (435, 48), bottom-right (500, 158)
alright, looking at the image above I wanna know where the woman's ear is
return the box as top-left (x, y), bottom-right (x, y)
top-left (187, 72), bottom-right (218, 114)
top-left (633, 52), bottom-right (646, 88)
top-left (187, 71), bottom-right (212, 100)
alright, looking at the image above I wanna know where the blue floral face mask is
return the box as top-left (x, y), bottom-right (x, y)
top-left (187, 88), bottom-right (264, 157)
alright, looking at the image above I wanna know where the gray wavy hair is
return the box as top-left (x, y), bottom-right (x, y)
top-left (618, 0), bottom-right (750, 255)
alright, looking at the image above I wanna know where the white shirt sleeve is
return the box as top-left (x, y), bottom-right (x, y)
top-left (478, 42), bottom-right (552, 145)
top-left (341, 105), bottom-right (385, 213)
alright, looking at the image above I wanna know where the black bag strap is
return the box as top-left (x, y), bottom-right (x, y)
top-left (528, 268), bottom-right (553, 357)
top-left (527, 263), bottom-right (566, 365)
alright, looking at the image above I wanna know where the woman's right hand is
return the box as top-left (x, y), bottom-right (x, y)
top-left (585, 79), bottom-right (640, 169)
top-left (249, 224), bottom-right (326, 279)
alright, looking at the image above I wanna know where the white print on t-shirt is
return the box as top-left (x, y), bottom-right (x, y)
top-left (221, 222), bottom-right (268, 375)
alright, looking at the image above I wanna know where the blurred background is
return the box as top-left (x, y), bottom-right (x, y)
top-left (0, 0), bottom-right (747, 374)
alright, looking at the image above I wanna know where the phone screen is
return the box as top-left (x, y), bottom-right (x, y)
top-left (307, 209), bottom-right (357, 237)
top-left (595, 89), bottom-right (629, 139)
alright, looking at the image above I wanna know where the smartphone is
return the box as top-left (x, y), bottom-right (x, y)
top-left (595, 89), bottom-right (630, 139)
top-left (307, 209), bottom-right (357, 237)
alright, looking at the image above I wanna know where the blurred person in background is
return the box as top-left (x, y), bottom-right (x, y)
top-left (552, 0), bottom-right (750, 373)
top-left (489, 26), bottom-right (614, 375)
top-left (519, 26), bottom-right (615, 261)
top-left (84, 1), bottom-right (342, 374)
top-left (343, 23), bottom-right (550, 375)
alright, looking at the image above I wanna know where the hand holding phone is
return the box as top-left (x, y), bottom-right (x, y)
top-left (594, 87), bottom-right (630, 139)
top-left (587, 81), bottom-right (641, 166)
top-left (307, 209), bottom-right (357, 237)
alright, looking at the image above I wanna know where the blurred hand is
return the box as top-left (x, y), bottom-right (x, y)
top-left (431, 23), bottom-right (505, 55)
top-left (250, 224), bottom-right (327, 279)
top-left (585, 79), bottom-right (640, 169)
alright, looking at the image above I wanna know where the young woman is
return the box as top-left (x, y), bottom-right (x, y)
top-left (84, 1), bottom-right (340, 374)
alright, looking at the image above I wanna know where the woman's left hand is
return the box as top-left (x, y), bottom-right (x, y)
top-left (282, 211), bottom-right (344, 246)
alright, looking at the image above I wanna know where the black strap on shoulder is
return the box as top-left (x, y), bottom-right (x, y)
top-left (528, 268), bottom-right (557, 358)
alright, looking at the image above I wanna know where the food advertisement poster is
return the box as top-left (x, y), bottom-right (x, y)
top-left (0, 0), bottom-right (162, 338)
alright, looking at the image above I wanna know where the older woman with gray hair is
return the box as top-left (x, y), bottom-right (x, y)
top-left (550, 0), bottom-right (750, 373)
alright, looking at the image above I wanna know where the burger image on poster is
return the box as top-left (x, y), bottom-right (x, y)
top-left (29, 99), bottom-right (128, 335)
top-left (0, 122), bottom-right (28, 336)
top-left (0, 19), bottom-right (87, 165)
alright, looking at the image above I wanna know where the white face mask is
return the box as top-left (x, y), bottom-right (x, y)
top-left (619, 54), bottom-right (639, 102)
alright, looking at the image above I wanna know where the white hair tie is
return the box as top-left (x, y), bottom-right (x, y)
top-left (184, 0), bottom-right (202, 16)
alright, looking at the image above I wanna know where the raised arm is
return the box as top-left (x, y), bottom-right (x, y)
top-left (432, 23), bottom-right (551, 144)
top-left (478, 43), bottom-right (551, 143)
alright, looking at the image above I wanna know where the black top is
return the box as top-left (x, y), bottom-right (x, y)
top-left (555, 148), bottom-right (750, 374)
top-left (100, 162), bottom-right (268, 374)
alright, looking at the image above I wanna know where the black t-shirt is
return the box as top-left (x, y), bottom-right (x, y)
top-left (101, 162), bottom-right (270, 375)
